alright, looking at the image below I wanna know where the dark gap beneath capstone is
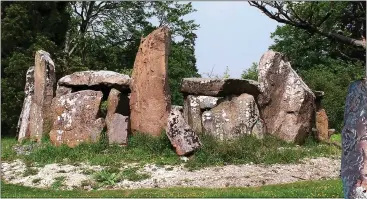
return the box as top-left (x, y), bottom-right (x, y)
top-left (70, 85), bottom-right (130, 100)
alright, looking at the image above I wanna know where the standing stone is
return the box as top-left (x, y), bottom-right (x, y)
top-left (49, 90), bottom-right (105, 147)
top-left (183, 95), bottom-right (202, 134)
top-left (28, 50), bottom-right (56, 141)
top-left (130, 27), bottom-right (171, 136)
top-left (108, 113), bottom-right (129, 145)
top-left (166, 106), bottom-right (201, 155)
top-left (314, 90), bottom-right (329, 141)
top-left (316, 109), bottom-right (329, 141)
top-left (341, 79), bottom-right (367, 199)
top-left (257, 50), bottom-right (315, 144)
top-left (202, 93), bottom-right (265, 140)
top-left (17, 66), bottom-right (35, 141)
top-left (106, 88), bottom-right (129, 145)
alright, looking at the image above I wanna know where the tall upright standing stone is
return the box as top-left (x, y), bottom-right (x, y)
top-left (129, 27), bottom-right (171, 136)
top-left (341, 78), bottom-right (367, 199)
top-left (257, 50), bottom-right (315, 144)
top-left (17, 66), bottom-right (35, 141)
top-left (29, 50), bottom-right (56, 141)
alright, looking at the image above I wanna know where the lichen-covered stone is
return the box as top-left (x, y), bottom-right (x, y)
top-left (49, 90), bottom-right (105, 147)
top-left (58, 70), bottom-right (130, 91)
top-left (183, 95), bottom-right (202, 134)
top-left (341, 79), bottom-right (367, 199)
top-left (107, 113), bottom-right (129, 145)
top-left (202, 93), bottom-right (265, 140)
top-left (258, 50), bottom-right (315, 144)
top-left (55, 85), bottom-right (72, 98)
top-left (28, 50), bottom-right (56, 141)
top-left (166, 106), bottom-right (201, 155)
top-left (197, 96), bottom-right (220, 109)
top-left (181, 78), bottom-right (260, 97)
top-left (17, 66), bottom-right (35, 141)
top-left (130, 27), bottom-right (171, 136)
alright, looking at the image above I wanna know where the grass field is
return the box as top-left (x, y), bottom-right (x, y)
top-left (1, 179), bottom-right (343, 198)
top-left (2, 132), bottom-right (341, 170)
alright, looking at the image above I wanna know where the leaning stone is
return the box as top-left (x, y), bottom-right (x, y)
top-left (166, 105), bottom-right (201, 155)
top-left (181, 78), bottom-right (260, 97)
top-left (202, 93), bottom-right (265, 140)
top-left (341, 78), bottom-right (367, 199)
top-left (17, 66), bottom-right (35, 141)
top-left (130, 26), bottom-right (171, 136)
top-left (58, 70), bottom-right (131, 91)
top-left (28, 50), bottom-right (56, 141)
top-left (49, 90), bottom-right (105, 147)
top-left (257, 50), bottom-right (315, 144)
top-left (183, 95), bottom-right (202, 134)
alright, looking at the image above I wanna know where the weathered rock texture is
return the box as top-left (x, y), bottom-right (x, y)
top-left (58, 70), bottom-right (130, 91)
top-left (183, 96), bottom-right (202, 134)
top-left (181, 78), bottom-right (260, 97)
top-left (49, 90), bottom-right (105, 147)
top-left (107, 114), bottom-right (129, 145)
top-left (202, 93), bottom-right (265, 140)
top-left (166, 106), bottom-right (201, 155)
top-left (341, 79), bottom-right (367, 199)
top-left (197, 96), bottom-right (220, 109)
top-left (257, 50), bottom-right (315, 144)
top-left (55, 85), bottom-right (72, 98)
top-left (28, 50), bottom-right (56, 141)
top-left (106, 88), bottom-right (129, 145)
top-left (17, 66), bottom-right (35, 141)
top-left (183, 95), bottom-right (221, 134)
top-left (130, 26), bottom-right (171, 136)
top-left (315, 109), bottom-right (329, 141)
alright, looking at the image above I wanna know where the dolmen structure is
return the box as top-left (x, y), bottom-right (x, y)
top-left (17, 27), bottom-right (336, 157)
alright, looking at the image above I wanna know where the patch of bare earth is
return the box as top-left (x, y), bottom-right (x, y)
top-left (1, 157), bottom-right (340, 190)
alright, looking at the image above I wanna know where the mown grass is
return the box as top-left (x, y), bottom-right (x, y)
top-left (1, 132), bottom-right (341, 170)
top-left (330, 133), bottom-right (342, 143)
top-left (1, 179), bottom-right (343, 198)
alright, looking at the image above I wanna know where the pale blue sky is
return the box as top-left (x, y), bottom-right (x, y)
top-left (185, 2), bottom-right (280, 78)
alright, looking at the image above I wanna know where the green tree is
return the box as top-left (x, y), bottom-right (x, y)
top-left (241, 62), bottom-right (258, 81)
top-left (66, 1), bottom-right (200, 105)
top-left (2, 1), bottom-right (200, 137)
top-left (248, 1), bottom-right (366, 53)
top-left (249, 1), bottom-right (365, 131)
top-left (1, 2), bottom-right (70, 137)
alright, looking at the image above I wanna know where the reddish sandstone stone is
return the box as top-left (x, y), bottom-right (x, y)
top-left (129, 27), bottom-right (171, 136)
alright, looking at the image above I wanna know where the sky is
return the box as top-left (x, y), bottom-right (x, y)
top-left (184, 2), bottom-right (280, 78)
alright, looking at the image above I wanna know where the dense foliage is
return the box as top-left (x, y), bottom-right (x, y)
top-left (1, 1), bottom-right (200, 137)
top-left (246, 1), bottom-right (366, 131)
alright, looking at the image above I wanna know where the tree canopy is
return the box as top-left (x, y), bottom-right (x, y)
top-left (246, 1), bottom-right (366, 131)
top-left (1, 1), bottom-right (200, 137)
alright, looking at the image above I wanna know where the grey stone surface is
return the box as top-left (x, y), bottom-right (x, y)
top-left (202, 93), bottom-right (265, 140)
top-left (181, 78), bottom-right (260, 97)
top-left (257, 50), bottom-right (315, 144)
top-left (166, 105), bottom-right (201, 155)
